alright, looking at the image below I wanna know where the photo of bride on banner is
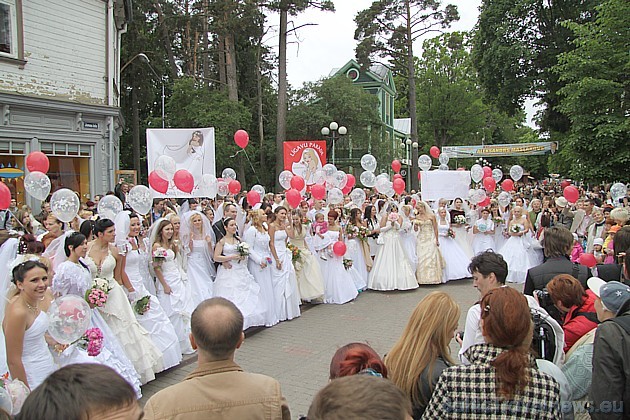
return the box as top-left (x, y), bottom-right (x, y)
top-left (147, 128), bottom-right (216, 197)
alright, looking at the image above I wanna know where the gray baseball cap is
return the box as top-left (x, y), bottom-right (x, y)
top-left (588, 277), bottom-right (630, 315)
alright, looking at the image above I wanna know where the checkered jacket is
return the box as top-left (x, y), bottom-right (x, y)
top-left (422, 344), bottom-right (561, 419)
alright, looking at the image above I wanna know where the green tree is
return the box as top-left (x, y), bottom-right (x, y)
top-left (554, 0), bottom-right (630, 181)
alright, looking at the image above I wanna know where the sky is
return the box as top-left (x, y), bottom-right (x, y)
top-left (265, 0), bottom-right (538, 128)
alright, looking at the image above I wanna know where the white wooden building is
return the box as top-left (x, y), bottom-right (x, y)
top-left (0, 0), bottom-right (130, 207)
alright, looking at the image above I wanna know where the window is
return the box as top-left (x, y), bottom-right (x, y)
top-left (0, 0), bottom-right (24, 63)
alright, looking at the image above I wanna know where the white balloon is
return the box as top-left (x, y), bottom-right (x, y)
top-left (333, 170), bottom-right (347, 189)
top-left (360, 171), bottom-right (376, 187)
top-left (376, 173), bottom-right (390, 183)
top-left (418, 155), bottom-right (432, 171)
top-left (438, 153), bottom-right (450, 165)
top-left (360, 154), bottom-right (377, 172)
top-left (610, 182), bottom-right (625, 201)
top-left (278, 170), bottom-right (294, 190)
top-left (475, 189), bottom-right (487, 204)
top-left (97, 195), bottom-right (123, 221)
top-left (350, 188), bottom-right (366, 207)
top-left (375, 178), bottom-right (392, 195)
top-left (217, 180), bottom-right (229, 197)
top-left (498, 191), bottom-right (512, 208)
top-left (438, 164), bottom-right (449, 171)
top-left (24, 171), bottom-right (51, 201)
top-left (222, 168), bottom-right (237, 181)
top-left (471, 164), bottom-right (484, 183)
top-left (509, 165), bottom-right (523, 182)
top-left (492, 168), bottom-right (503, 182)
top-left (251, 184), bottom-right (265, 200)
top-left (312, 169), bottom-right (326, 185)
top-left (0, 387), bottom-right (12, 416)
top-left (199, 174), bottom-right (218, 198)
top-left (327, 188), bottom-right (343, 205)
top-left (127, 185), bottom-right (153, 215)
top-left (47, 295), bottom-right (91, 345)
top-left (323, 164), bottom-right (338, 184)
top-left (468, 189), bottom-right (478, 204)
top-left (154, 155), bottom-right (177, 181)
top-left (50, 188), bottom-right (80, 223)
top-left (383, 182), bottom-right (395, 198)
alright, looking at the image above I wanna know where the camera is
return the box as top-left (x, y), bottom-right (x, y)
top-left (535, 289), bottom-right (553, 308)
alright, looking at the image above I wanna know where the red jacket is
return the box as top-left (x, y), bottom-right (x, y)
top-left (563, 289), bottom-right (599, 352)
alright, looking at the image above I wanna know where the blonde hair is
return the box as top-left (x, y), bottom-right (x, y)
top-left (248, 209), bottom-right (266, 232)
top-left (385, 292), bottom-right (460, 407)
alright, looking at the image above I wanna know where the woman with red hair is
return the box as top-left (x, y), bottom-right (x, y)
top-left (423, 287), bottom-right (561, 419)
top-left (329, 342), bottom-right (387, 380)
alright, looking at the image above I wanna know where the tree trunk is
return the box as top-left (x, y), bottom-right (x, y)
top-left (405, 0), bottom-right (419, 190)
top-left (218, 36), bottom-right (227, 89)
top-left (202, 0), bottom-right (210, 89)
top-left (275, 6), bottom-right (288, 191)
top-left (153, 0), bottom-right (178, 79)
top-left (224, 11), bottom-right (238, 102)
top-left (131, 87), bottom-right (141, 180)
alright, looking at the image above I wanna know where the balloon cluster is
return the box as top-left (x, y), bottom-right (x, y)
top-left (6, 151), bottom-right (52, 210)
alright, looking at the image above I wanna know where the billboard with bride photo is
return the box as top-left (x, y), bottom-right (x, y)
top-left (283, 140), bottom-right (327, 185)
top-left (147, 128), bottom-right (216, 197)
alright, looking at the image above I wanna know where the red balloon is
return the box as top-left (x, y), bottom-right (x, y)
top-left (234, 129), bottom-right (249, 148)
top-left (393, 178), bottom-right (406, 194)
top-left (564, 186), bottom-right (579, 203)
top-left (26, 151), bottom-right (50, 173)
top-left (311, 184), bottom-right (326, 200)
top-left (391, 159), bottom-right (402, 173)
top-left (342, 184), bottom-right (352, 195)
top-left (0, 183), bottom-right (10, 210)
top-left (346, 174), bottom-right (356, 189)
top-left (285, 188), bottom-right (301, 209)
top-left (333, 241), bottom-right (347, 257)
top-left (457, 167), bottom-right (466, 171)
top-left (579, 253), bottom-right (597, 268)
top-left (228, 180), bottom-right (241, 195)
top-left (483, 177), bottom-right (497, 192)
top-left (478, 197), bottom-right (491, 207)
top-left (501, 179), bottom-right (514, 192)
top-left (290, 175), bottom-right (305, 191)
top-left (149, 171), bottom-right (169, 194)
top-left (246, 190), bottom-right (260, 207)
top-left (560, 180), bottom-right (571, 189)
top-left (173, 169), bottom-right (194, 193)
top-left (417, 172), bottom-right (422, 180)
top-left (393, 174), bottom-right (403, 180)
top-left (482, 166), bottom-right (492, 179)
top-left (430, 146), bottom-right (440, 159)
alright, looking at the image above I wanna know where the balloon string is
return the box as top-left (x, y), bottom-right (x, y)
top-left (230, 149), bottom-right (261, 185)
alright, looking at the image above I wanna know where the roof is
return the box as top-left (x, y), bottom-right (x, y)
top-left (393, 118), bottom-right (411, 135)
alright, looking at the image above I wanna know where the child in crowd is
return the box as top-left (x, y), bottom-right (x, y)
top-left (312, 213), bottom-right (332, 260)
top-left (570, 233), bottom-right (583, 263)
top-left (593, 238), bottom-right (605, 264)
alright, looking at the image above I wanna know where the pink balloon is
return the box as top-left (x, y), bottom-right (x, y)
top-left (417, 172), bottom-right (422, 180)
top-left (228, 180), bottom-right (241, 195)
top-left (430, 146), bottom-right (440, 159)
top-left (342, 184), bottom-right (352, 195)
top-left (26, 151), bottom-right (50, 173)
top-left (0, 183), bottom-right (10, 210)
top-left (579, 253), bottom-right (597, 268)
top-left (246, 190), bottom-right (260, 207)
top-left (560, 180), bottom-right (571, 189)
top-left (290, 175), bottom-right (305, 191)
top-left (286, 188), bottom-right (301, 209)
top-left (311, 184), bottom-right (326, 200)
top-left (333, 241), bottom-right (347, 257)
top-left (564, 186), bottom-right (579, 203)
top-left (346, 174), bottom-right (356, 189)
top-left (501, 179), bottom-right (514, 192)
top-left (482, 166), bottom-right (492, 179)
top-left (149, 171), bottom-right (169, 194)
top-left (478, 197), bottom-right (491, 207)
top-left (457, 167), bottom-right (466, 171)
top-left (483, 177), bottom-right (496, 192)
top-left (391, 160), bottom-right (401, 173)
top-left (393, 178), bottom-right (406, 194)
top-left (234, 130), bottom-right (249, 148)
top-left (173, 170), bottom-right (194, 193)
top-left (393, 174), bottom-right (403, 180)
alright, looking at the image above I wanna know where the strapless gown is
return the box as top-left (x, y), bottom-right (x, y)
top-left (22, 311), bottom-right (55, 390)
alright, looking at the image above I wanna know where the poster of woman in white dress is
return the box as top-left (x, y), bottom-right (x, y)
top-left (147, 128), bottom-right (216, 197)
top-left (283, 141), bottom-right (326, 185)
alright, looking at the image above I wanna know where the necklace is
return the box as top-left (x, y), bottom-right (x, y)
top-left (23, 297), bottom-right (38, 312)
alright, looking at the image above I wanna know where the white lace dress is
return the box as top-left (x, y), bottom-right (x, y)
top-left (52, 261), bottom-right (142, 396)
top-left (270, 230), bottom-right (301, 321)
top-left (368, 222), bottom-right (418, 291)
top-left (244, 228), bottom-right (279, 327)
top-left (437, 222), bottom-right (471, 282)
top-left (125, 247), bottom-right (182, 369)
top-left (214, 242), bottom-right (266, 329)
top-left (186, 239), bottom-right (215, 307)
top-left (85, 252), bottom-right (163, 384)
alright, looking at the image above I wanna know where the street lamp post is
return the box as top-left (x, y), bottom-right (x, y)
top-left (411, 141), bottom-right (419, 191)
top-left (321, 121), bottom-right (347, 166)
top-left (121, 53), bottom-right (165, 128)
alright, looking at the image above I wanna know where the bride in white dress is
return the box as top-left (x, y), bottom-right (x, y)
top-left (0, 235), bottom-right (19, 376)
top-left (498, 206), bottom-right (541, 283)
top-left (180, 210), bottom-right (215, 307)
top-left (119, 213), bottom-right (182, 370)
top-left (368, 203), bottom-right (418, 291)
top-left (52, 232), bottom-right (142, 396)
top-left (268, 207), bottom-right (301, 321)
top-left (436, 207), bottom-right (471, 282)
top-left (213, 217), bottom-right (265, 329)
top-left (86, 219), bottom-right (163, 384)
top-left (150, 218), bottom-right (195, 354)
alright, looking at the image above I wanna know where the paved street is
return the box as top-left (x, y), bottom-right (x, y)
top-left (140, 280), bottom-right (524, 417)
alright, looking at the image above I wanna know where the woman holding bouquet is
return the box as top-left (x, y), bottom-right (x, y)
top-left (344, 208), bottom-right (370, 292)
top-left (52, 232), bottom-right (142, 396)
top-left (213, 218), bottom-right (265, 329)
top-left (243, 209), bottom-right (279, 326)
top-left (498, 206), bottom-right (539, 283)
top-left (289, 208), bottom-right (325, 303)
top-left (268, 207), bottom-right (301, 321)
top-left (149, 218), bottom-right (195, 354)
top-left (86, 219), bottom-right (163, 384)
top-left (436, 207), bottom-right (470, 282)
top-left (449, 198), bottom-right (474, 258)
top-left (414, 201), bottom-right (445, 285)
top-left (120, 213), bottom-right (182, 370)
top-left (472, 208), bottom-right (496, 255)
top-left (368, 203), bottom-right (417, 291)
top-left (180, 210), bottom-right (215, 307)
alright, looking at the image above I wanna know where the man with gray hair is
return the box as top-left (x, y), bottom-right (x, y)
top-left (144, 298), bottom-right (291, 420)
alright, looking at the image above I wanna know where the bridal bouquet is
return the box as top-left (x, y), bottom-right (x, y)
top-left (152, 247), bottom-right (168, 268)
top-left (357, 226), bottom-right (370, 242)
top-left (343, 258), bottom-right (353, 270)
top-left (1, 372), bottom-right (30, 415)
top-left (453, 215), bottom-right (467, 225)
top-left (492, 217), bottom-right (504, 225)
top-left (85, 278), bottom-right (111, 308)
top-left (287, 243), bottom-right (301, 263)
top-left (134, 295), bottom-right (151, 315)
top-left (74, 328), bottom-right (104, 357)
top-left (510, 225), bottom-right (522, 234)
top-left (345, 224), bottom-right (359, 238)
top-left (236, 242), bottom-right (250, 257)
top-left (447, 228), bottom-right (455, 238)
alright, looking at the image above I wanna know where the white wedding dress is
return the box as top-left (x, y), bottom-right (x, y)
top-left (21, 311), bottom-right (55, 390)
top-left (318, 231), bottom-right (358, 304)
top-left (368, 221), bottom-right (418, 291)
top-left (186, 239), bottom-right (215, 307)
top-left (214, 242), bottom-right (266, 329)
top-left (437, 222), bottom-right (471, 282)
top-left (499, 220), bottom-right (544, 283)
top-left (244, 228), bottom-right (279, 327)
top-left (270, 230), bottom-right (301, 321)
